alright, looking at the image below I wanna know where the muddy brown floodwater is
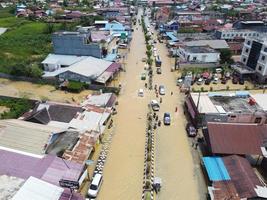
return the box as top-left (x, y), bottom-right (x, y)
top-left (98, 9), bottom-right (202, 200)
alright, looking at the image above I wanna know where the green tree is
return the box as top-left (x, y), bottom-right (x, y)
top-left (219, 49), bottom-right (234, 64)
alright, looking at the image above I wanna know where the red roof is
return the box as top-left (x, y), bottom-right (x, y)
top-left (204, 122), bottom-right (267, 155)
top-left (212, 181), bottom-right (240, 200)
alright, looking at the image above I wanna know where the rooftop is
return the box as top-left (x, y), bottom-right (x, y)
top-left (204, 122), bottom-right (267, 156)
top-left (82, 93), bottom-right (116, 108)
top-left (41, 54), bottom-right (88, 66)
top-left (184, 46), bottom-right (217, 54)
top-left (184, 40), bottom-right (229, 49)
top-left (0, 119), bottom-right (65, 155)
top-left (0, 175), bottom-right (24, 200)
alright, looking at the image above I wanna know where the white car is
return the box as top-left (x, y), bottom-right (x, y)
top-left (150, 100), bottom-right (160, 111)
top-left (138, 89), bottom-right (144, 97)
top-left (159, 85), bottom-right (165, 95)
top-left (213, 77), bottom-right (219, 84)
top-left (88, 174), bottom-right (103, 198)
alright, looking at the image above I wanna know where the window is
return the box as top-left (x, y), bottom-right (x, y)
top-left (262, 56), bottom-right (266, 61)
top-left (230, 115), bottom-right (236, 118)
top-left (253, 33), bottom-right (256, 36)
top-left (247, 40), bottom-right (251, 45)
top-left (240, 33), bottom-right (243, 37)
top-left (227, 34), bottom-right (230, 37)
top-left (222, 34), bottom-right (226, 37)
top-left (264, 48), bottom-right (267, 53)
top-left (245, 48), bottom-right (249, 53)
top-left (232, 34), bottom-right (234, 37)
top-left (258, 66), bottom-right (262, 71)
top-left (193, 56), bottom-right (197, 61)
top-left (244, 33), bottom-right (247, 36)
top-left (243, 58), bottom-right (246, 63)
top-left (255, 117), bottom-right (262, 123)
top-left (248, 33), bottom-right (251, 36)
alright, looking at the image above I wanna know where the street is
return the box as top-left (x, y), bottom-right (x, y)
top-left (98, 9), bottom-right (204, 200)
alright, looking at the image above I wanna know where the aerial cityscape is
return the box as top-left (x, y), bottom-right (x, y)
top-left (1, 0), bottom-right (267, 200)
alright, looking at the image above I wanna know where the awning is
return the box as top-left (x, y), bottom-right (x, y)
top-left (95, 71), bottom-right (113, 84)
top-left (202, 157), bottom-right (231, 181)
top-left (104, 53), bottom-right (117, 62)
top-left (185, 98), bottom-right (196, 119)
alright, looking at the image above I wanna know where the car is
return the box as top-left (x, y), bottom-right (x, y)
top-left (225, 71), bottom-right (231, 79)
top-left (215, 68), bottom-right (222, 73)
top-left (232, 76), bottom-right (238, 84)
top-left (153, 40), bottom-right (157, 44)
top-left (118, 44), bottom-right (127, 49)
top-left (186, 123), bottom-right (197, 137)
top-left (156, 68), bottom-right (162, 74)
top-left (88, 173), bottom-right (103, 198)
top-left (205, 79), bottom-right (211, 85)
top-left (213, 77), bottom-right (219, 84)
top-left (221, 77), bottom-right (227, 84)
top-left (141, 73), bottom-right (146, 80)
top-left (197, 78), bottom-right (203, 85)
top-left (239, 78), bottom-right (244, 85)
top-left (163, 112), bottom-right (171, 125)
top-left (138, 89), bottom-right (144, 97)
top-left (159, 85), bottom-right (165, 95)
top-left (150, 100), bottom-right (160, 111)
top-left (176, 78), bottom-right (183, 86)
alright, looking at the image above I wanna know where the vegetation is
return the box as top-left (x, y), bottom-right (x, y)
top-left (0, 98), bottom-right (33, 119)
top-left (66, 81), bottom-right (86, 93)
top-left (0, 16), bottom-right (63, 78)
top-left (219, 49), bottom-right (234, 64)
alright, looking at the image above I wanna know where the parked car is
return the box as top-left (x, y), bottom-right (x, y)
top-left (232, 76), bottom-right (238, 84)
top-left (225, 71), bottom-right (231, 79)
top-left (215, 68), bottom-right (222, 73)
top-left (141, 73), bottom-right (146, 80)
top-left (239, 78), bottom-right (245, 85)
top-left (118, 44), bottom-right (127, 49)
top-left (197, 78), bottom-right (203, 85)
top-left (88, 174), bottom-right (103, 198)
top-left (221, 77), bottom-right (227, 84)
top-left (138, 89), bottom-right (144, 97)
top-left (176, 78), bottom-right (183, 86)
top-left (163, 112), bottom-right (171, 125)
top-left (150, 100), bottom-right (160, 111)
top-left (186, 123), bottom-right (197, 137)
top-left (213, 77), bottom-right (219, 84)
top-left (156, 68), bottom-right (162, 74)
top-left (205, 79), bottom-right (211, 85)
top-left (159, 85), bottom-right (165, 95)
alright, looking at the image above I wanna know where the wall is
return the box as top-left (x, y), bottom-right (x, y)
top-left (52, 34), bottom-right (102, 58)
top-left (58, 71), bottom-right (92, 83)
top-left (179, 47), bottom-right (219, 63)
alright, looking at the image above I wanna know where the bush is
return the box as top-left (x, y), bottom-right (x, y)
top-left (0, 98), bottom-right (32, 119)
top-left (226, 86), bottom-right (230, 90)
top-left (201, 87), bottom-right (204, 92)
top-left (67, 81), bottom-right (85, 93)
top-left (245, 85), bottom-right (249, 90)
top-left (210, 87), bottom-right (213, 91)
top-left (145, 180), bottom-right (151, 189)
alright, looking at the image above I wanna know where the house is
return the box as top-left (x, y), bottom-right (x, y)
top-left (81, 93), bottom-right (117, 108)
top-left (42, 56), bottom-right (120, 84)
top-left (0, 119), bottom-right (66, 156)
top-left (184, 40), bottom-right (229, 50)
top-left (215, 28), bottom-right (261, 41)
top-left (185, 91), bottom-right (267, 127)
top-left (240, 37), bottom-right (267, 83)
top-left (203, 122), bottom-right (267, 156)
top-left (163, 20), bottom-right (179, 31)
top-left (178, 46), bottom-right (220, 63)
top-left (52, 31), bottom-right (103, 58)
top-left (0, 150), bottom-right (85, 200)
top-left (202, 155), bottom-right (267, 200)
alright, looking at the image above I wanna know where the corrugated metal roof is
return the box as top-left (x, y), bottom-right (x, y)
top-left (205, 122), bottom-right (267, 155)
top-left (223, 155), bottom-right (263, 199)
top-left (251, 94), bottom-right (267, 111)
top-left (185, 40), bottom-right (229, 49)
top-left (41, 54), bottom-right (87, 66)
top-left (210, 181), bottom-right (240, 200)
top-left (202, 157), bottom-right (230, 181)
top-left (12, 176), bottom-right (63, 200)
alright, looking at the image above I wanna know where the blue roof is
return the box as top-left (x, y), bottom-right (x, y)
top-left (165, 32), bottom-right (178, 42)
top-left (235, 91), bottom-right (250, 97)
top-left (105, 23), bottom-right (125, 31)
top-left (202, 157), bottom-right (231, 181)
top-left (104, 53), bottom-right (117, 61)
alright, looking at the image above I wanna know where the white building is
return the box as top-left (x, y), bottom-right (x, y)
top-left (215, 29), bottom-right (261, 40)
top-left (240, 37), bottom-right (267, 83)
top-left (178, 46), bottom-right (220, 63)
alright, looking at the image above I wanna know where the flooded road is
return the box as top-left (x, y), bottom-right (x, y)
top-left (97, 11), bottom-right (148, 200)
top-left (151, 30), bottom-right (202, 200)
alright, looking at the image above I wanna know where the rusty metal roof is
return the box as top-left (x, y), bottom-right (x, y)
top-left (223, 155), bottom-right (262, 199)
top-left (204, 122), bottom-right (267, 156)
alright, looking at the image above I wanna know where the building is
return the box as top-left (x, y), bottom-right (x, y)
top-left (202, 155), bottom-right (267, 200)
top-left (233, 20), bottom-right (267, 32)
top-left (178, 46), bottom-right (220, 63)
top-left (185, 91), bottom-right (267, 127)
top-left (52, 31), bottom-right (102, 58)
top-left (184, 40), bottom-right (229, 50)
top-left (240, 37), bottom-right (267, 83)
top-left (215, 29), bottom-right (260, 40)
top-left (203, 122), bottom-right (267, 156)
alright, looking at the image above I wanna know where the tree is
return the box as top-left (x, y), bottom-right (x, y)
top-left (219, 49), bottom-right (234, 64)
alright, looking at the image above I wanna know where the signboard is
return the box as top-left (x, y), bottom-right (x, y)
top-left (59, 179), bottom-right (79, 189)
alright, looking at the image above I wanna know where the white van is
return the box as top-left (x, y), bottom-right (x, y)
top-left (138, 89), bottom-right (144, 97)
top-left (150, 100), bottom-right (160, 111)
top-left (88, 174), bottom-right (103, 198)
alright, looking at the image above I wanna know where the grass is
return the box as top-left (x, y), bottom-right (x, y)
top-left (0, 16), bottom-right (63, 76)
top-left (0, 7), bottom-right (14, 19)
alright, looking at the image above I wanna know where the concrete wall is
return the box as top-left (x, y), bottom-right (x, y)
top-left (52, 34), bottom-right (102, 58)
top-left (59, 71), bottom-right (92, 83)
top-left (179, 47), bottom-right (220, 63)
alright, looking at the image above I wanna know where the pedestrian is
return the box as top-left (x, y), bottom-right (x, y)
top-left (175, 107), bottom-right (178, 112)
top-left (160, 97), bottom-right (162, 103)
top-left (171, 91), bottom-right (173, 95)
top-left (195, 142), bottom-right (199, 150)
